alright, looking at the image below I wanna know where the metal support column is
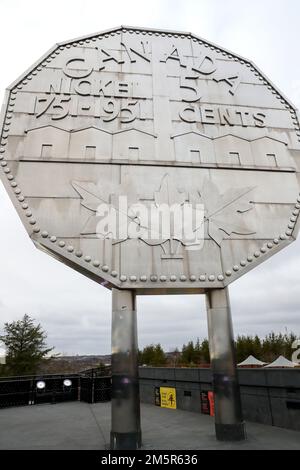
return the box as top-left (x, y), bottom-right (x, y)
top-left (205, 288), bottom-right (246, 441)
top-left (110, 288), bottom-right (142, 450)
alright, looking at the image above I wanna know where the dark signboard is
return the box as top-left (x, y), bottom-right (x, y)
top-left (155, 387), bottom-right (161, 406)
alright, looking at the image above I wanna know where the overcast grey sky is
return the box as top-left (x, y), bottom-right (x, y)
top-left (0, 0), bottom-right (300, 355)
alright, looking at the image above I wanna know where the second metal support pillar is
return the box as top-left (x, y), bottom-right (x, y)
top-left (206, 288), bottom-right (246, 441)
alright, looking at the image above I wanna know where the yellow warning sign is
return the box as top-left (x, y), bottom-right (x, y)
top-left (160, 387), bottom-right (177, 409)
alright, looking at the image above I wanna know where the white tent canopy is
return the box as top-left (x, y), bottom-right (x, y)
top-left (264, 356), bottom-right (298, 368)
top-left (238, 355), bottom-right (267, 367)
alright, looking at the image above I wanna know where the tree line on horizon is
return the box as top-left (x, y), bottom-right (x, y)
top-left (139, 332), bottom-right (299, 367)
top-left (0, 314), bottom-right (298, 375)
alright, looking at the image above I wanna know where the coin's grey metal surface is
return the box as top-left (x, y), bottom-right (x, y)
top-left (206, 288), bottom-right (246, 441)
top-left (111, 289), bottom-right (141, 450)
top-left (1, 26), bottom-right (300, 293)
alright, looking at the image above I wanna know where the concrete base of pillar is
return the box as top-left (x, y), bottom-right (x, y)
top-left (215, 422), bottom-right (246, 442)
top-left (110, 431), bottom-right (142, 450)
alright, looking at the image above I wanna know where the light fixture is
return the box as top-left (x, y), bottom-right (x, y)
top-left (36, 381), bottom-right (46, 390)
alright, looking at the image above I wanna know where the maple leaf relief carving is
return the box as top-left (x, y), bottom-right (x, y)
top-left (198, 179), bottom-right (256, 246)
top-left (72, 175), bottom-right (256, 259)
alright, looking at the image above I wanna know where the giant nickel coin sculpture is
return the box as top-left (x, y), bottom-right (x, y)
top-left (1, 26), bottom-right (300, 448)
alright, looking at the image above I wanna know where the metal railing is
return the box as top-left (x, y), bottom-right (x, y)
top-left (0, 370), bottom-right (111, 409)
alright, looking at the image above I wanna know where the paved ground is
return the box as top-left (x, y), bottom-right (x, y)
top-left (0, 402), bottom-right (299, 450)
